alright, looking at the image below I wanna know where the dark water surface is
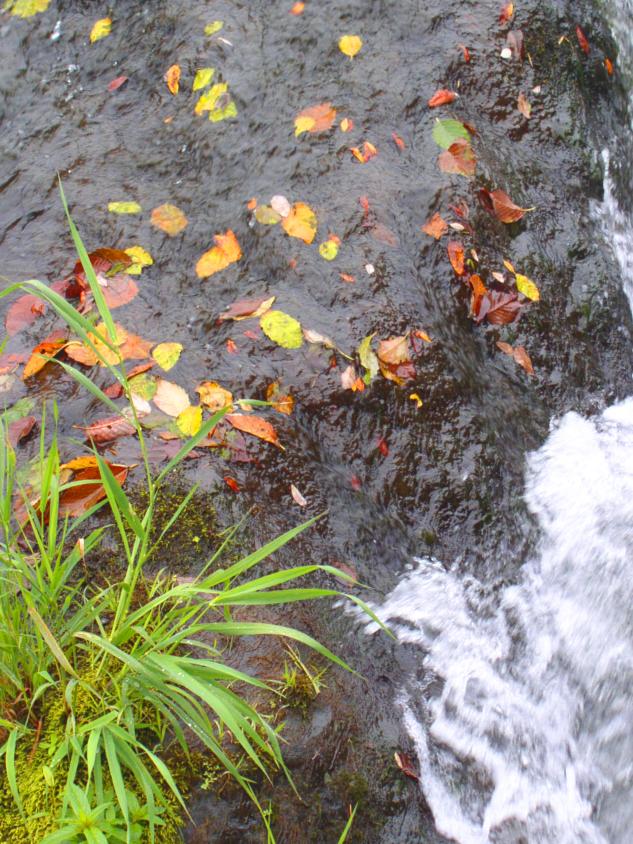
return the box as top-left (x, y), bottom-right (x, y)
top-left (2, 1), bottom-right (633, 841)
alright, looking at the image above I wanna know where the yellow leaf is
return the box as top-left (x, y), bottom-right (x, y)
top-left (294, 116), bottom-right (316, 136)
top-left (5, 0), bottom-right (50, 18)
top-left (281, 202), bottom-right (317, 243)
top-left (124, 246), bottom-right (153, 275)
top-left (153, 379), bottom-right (190, 417)
top-left (338, 34), bottom-right (363, 57)
top-left (319, 239), bottom-right (339, 260)
top-left (108, 201), bottom-right (141, 215)
top-left (260, 310), bottom-right (303, 349)
top-left (196, 230), bottom-right (242, 278)
top-left (204, 20), bottom-right (223, 36)
top-left (194, 82), bottom-right (237, 122)
top-left (193, 67), bottom-right (215, 91)
top-left (165, 64), bottom-right (181, 95)
top-left (152, 342), bottom-right (183, 371)
top-left (196, 381), bottom-right (233, 412)
top-left (409, 393), bottom-right (423, 408)
top-left (176, 405), bottom-right (202, 437)
top-left (515, 273), bottom-right (540, 301)
top-left (503, 259), bottom-right (516, 274)
top-left (90, 17), bottom-right (111, 43)
top-left (150, 203), bottom-right (188, 236)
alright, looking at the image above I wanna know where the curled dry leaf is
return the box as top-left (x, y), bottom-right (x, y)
top-left (422, 212), bottom-right (448, 240)
top-left (290, 484), bottom-right (307, 507)
top-left (341, 365), bottom-right (365, 391)
top-left (151, 203), bottom-right (188, 236)
top-left (394, 751), bottom-right (419, 781)
top-left (153, 379), bottom-right (191, 417)
top-left (165, 64), bottom-right (181, 94)
top-left (281, 202), bottom-right (318, 243)
top-left (447, 241), bottom-right (466, 276)
top-left (218, 295), bottom-right (275, 322)
top-left (226, 413), bottom-right (283, 449)
top-left (303, 328), bottom-right (335, 348)
top-left (294, 102), bottom-right (337, 136)
top-left (468, 273), bottom-right (488, 318)
top-left (496, 341), bottom-right (535, 376)
top-left (80, 415), bottom-right (137, 444)
top-left (428, 89), bottom-right (458, 108)
top-left (196, 230), bottom-right (242, 278)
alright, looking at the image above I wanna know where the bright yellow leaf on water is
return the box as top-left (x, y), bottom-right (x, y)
top-left (150, 203), bottom-right (188, 236)
top-left (196, 381), bottom-right (233, 411)
top-left (260, 310), bottom-right (303, 349)
top-left (204, 20), bottom-right (223, 36)
top-left (165, 64), bottom-right (181, 95)
top-left (409, 392), bottom-right (423, 408)
top-left (108, 201), bottom-right (141, 215)
top-left (90, 17), bottom-right (111, 43)
top-left (319, 239), bottom-right (339, 260)
top-left (152, 342), bottom-right (183, 371)
top-left (194, 82), bottom-right (237, 122)
top-left (124, 246), bottom-right (153, 275)
top-left (281, 202), bottom-right (317, 243)
top-left (193, 67), bottom-right (215, 91)
top-left (515, 273), bottom-right (540, 301)
top-left (196, 230), bottom-right (242, 278)
top-left (5, 0), bottom-right (51, 18)
top-left (338, 34), bottom-right (363, 57)
top-left (176, 405), bottom-right (202, 437)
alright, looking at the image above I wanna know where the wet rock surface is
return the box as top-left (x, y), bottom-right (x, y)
top-left (1, 0), bottom-right (631, 840)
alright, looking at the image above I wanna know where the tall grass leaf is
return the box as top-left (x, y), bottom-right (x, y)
top-left (103, 729), bottom-right (129, 822)
top-left (96, 455), bottom-right (144, 539)
top-left (4, 730), bottom-right (23, 815)
top-left (28, 607), bottom-right (78, 678)
top-left (338, 804), bottom-right (358, 843)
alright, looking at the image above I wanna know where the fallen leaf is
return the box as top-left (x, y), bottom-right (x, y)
top-left (340, 117), bottom-right (354, 132)
top-left (499, 2), bottom-right (514, 24)
top-left (124, 245), bottom-right (154, 274)
top-left (108, 201), bottom-right (141, 215)
top-left (151, 203), bottom-right (188, 236)
top-left (479, 188), bottom-right (533, 223)
top-left (107, 76), bottom-right (128, 92)
top-left (294, 102), bottom-right (337, 136)
top-left (79, 416), bottom-right (136, 444)
top-left (576, 25), bottom-right (590, 55)
top-left (281, 202), bottom-right (317, 243)
top-left (255, 205), bottom-right (282, 225)
top-left (23, 335), bottom-right (68, 379)
top-left (165, 64), bottom-right (181, 95)
top-left (226, 413), bottom-right (283, 448)
top-left (204, 21), bottom-right (223, 35)
top-left (438, 139), bottom-right (476, 177)
top-left (290, 2), bottom-right (305, 13)
top-left (338, 34), bottom-right (362, 57)
top-left (193, 67), bottom-right (215, 91)
top-left (339, 272), bottom-right (355, 283)
top-left (8, 416), bottom-right (36, 447)
top-left (341, 365), bottom-right (365, 391)
top-left (496, 341), bottom-right (535, 376)
top-left (224, 476), bottom-right (240, 492)
top-left (358, 334), bottom-right (379, 383)
top-left (59, 461), bottom-right (128, 518)
top-left (152, 342), bottom-right (183, 371)
top-left (303, 328), bottom-right (335, 348)
top-left (370, 224), bottom-right (398, 247)
top-left (459, 44), bottom-right (471, 62)
top-left (319, 239), bottom-right (340, 260)
top-left (515, 273), bottom-right (540, 301)
top-left (506, 29), bottom-right (524, 60)
top-left (100, 273), bottom-right (139, 309)
top-left (468, 273), bottom-right (488, 318)
top-left (394, 752), bottom-right (419, 781)
top-left (176, 405), bottom-right (202, 437)
top-left (605, 57), bottom-right (614, 75)
top-left (4, 0), bottom-right (51, 18)
top-left (196, 381), bottom-right (233, 411)
top-left (218, 295), bottom-right (275, 322)
top-left (428, 89), bottom-right (458, 108)
top-left (350, 141), bottom-right (377, 163)
top-left (153, 379), bottom-right (191, 417)
top-left (196, 230), bottom-right (242, 278)
top-left (447, 241), bottom-right (465, 275)
top-left (226, 339), bottom-right (238, 354)
top-left (118, 331), bottom-right (153, 361)
top-left (260, 310), bottom-right (303, 349)
top-left (377, 335), bottom-right (411, 366)
top-left (432, 118), bottom-right (470, 149)
top-left (5, 294), bottom-right (45, 335)
top-left (422, 213), bottom-right (448, 240)
top-left (392, 132), bottom-right (406, 150)
top-left (90, 17), bottom-right (111, 43)
top-left (194, 82), bottom-right (237, 121)
top-left (290, 484), bottom-right (307, 506)
top-left (409, 392), bottom-right (423, 408)
top-left (475, 289), bottom-right (523, 325)
top-left (517, 92), bottom-right (532, 118)
top-left (377, 436), bottom-right (389, 456)
top-left (266, 382), bottom-right (294, 414)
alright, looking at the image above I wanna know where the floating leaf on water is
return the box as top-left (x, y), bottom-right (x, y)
top-left (204, 20), bottom-right (223, 36)
top-left (226, 413), bottom-right (283, 449)
top-left (319, 239), bottom-right (339, 260)
top-left (108, 201), bottom-right (141, 215)
top-left (392, 131), bottom-right (406, 150)
top-left (409, 392), bottom-right (423, 408)
top-left (5, 294), bottom-right (45, 336)
top-left (107, 75), bottom-right (128, 92)
top-left (153, 379), bottom-right (191, 417)
top-left (4, 0), bottom-right (51, 17)
top-left (294, 102), bottom-right (337, 136)
top-left (196, 230), bottom-right (242, 278)
top-left (165, 64), bottom-right (181, 95)
top-left (255, 205), bottom-right (282, 225)
top-left (176, 405), bottom-right (202, 437)
top-left (517, 92), bottom-right (532, 118)
top-left (193, 67), bottom-right (215, 91)
top-left (496, 341), bottom-right (535, 376)
top-left (129, 371), bottom-right (157, 401)
top-left (281, 202), bottom-right (317, 243)
top-left (358, 333), bottom-right (379, 384)
top-left (340, 117), bottom-right (354, 132)
top-left (90, 17), bottom-right (111, 43)
top-left (475, 289), bottom-right (523, 325)
top-left (499, 2), bottom-right (514, 24)
top-left (218, 295), bottom-right (275, 322)
top-left (260, 310), bottom-right (303, 349)
top-left (350, 141), bottom-right (377, 163)
top-left (479, 188), bottom-right (533, 223)
top-left (196, 381), bottom-right (233, 411)
top-left (338, 34), bottom-right (363, 57)
top-left (428, 89), bottom-right (458, 108)
top-left (447, 241), bottom-right (465, 275)
top-left (266, 381), bottom-right (294, 415)
top-left (432, 118), bottom-right (470, 149)
top-left (152, 342), bottom-right (183, 371)
top-left (100, 274), bottom-right (139, 309)
top-left (290, 484), bottom-right (307, 506)
top-left (576, 25), bottom-right (590, 55)
top-left (79, 415), bottom-right (136, 444)
top-left (303, 328), bottom-right (335, 348)
top-left (341, 365), bottom-right (365, 391)
top-left (124, 245), bottom-right (154, 274)
top-left (377, 335), bottom-right (411, 367)
top-left (438, 139), bottom-right (476, 177)
top-left (194, 82), bottom-right (237, 121)
top-left (151, 203), bottom-right (188, 236)
top-left (515, 273), bottom-right (540, 301)
top-left (422, 212), bottom-right (448, 240)
top-left (290, 2), bottom-right (305, 14)
top-left (394, 752), bottom-right (419, 781)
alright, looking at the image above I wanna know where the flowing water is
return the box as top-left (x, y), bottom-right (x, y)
top-left (367, 2), bottom-right (633, 841)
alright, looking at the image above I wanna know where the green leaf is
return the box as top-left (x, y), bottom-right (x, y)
top-left (260, 310), bottom-right (303, 349)
top-left (357, 333), bottom-right (378, 384)
top-left (28, 607), bottom-right (78, 678)
top-left (432, 118), bottom-right (470, 149)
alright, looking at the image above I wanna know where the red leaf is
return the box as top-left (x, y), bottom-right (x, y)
top-left (428, 89), bottom-right (458, 108)
top-left (73, 248), bottom-right (132, 286)
top-left (459, 44), bottom-right (471, 62)
top-left (475, 289), bottom-right (523, 325)
top-left (8, 416), bottom-right (36, 447)
top-left (391, 132), bottom-right (406, 151)
top-left (576, 25), bottom-right (590, 55)
top-left (447, 241), bottom-right (465, 276)
top-left (224, 476), bottom-right (240, 493)
top-left (377, 437), bottom-right (389, 457)
top-left (79, 416), bottom-right (137, 444)
top-left (107, 75), bottom-right (129, 92)
top-left (5, 294), bottom-right (46, 336)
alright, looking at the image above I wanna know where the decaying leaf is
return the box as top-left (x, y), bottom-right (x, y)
top-left (428, 89), bottom-right (458, 108)
top-left (303, 328), bottom-right (335, 348)
top-left (8, 416), bottom-right (36, 447)
top-left (196, 381), bottom-right (233, 411)
top-left (196, 230), bottom-right (242, 278)
top-left (517, 92), bottom-right (532, 119)
top-left (226, 413), bottom-right (283, 448)
top-left (153, 379), bottom-right (191, 417)
top-left (475, 289), bottom-right (523, 325)
top-left (394, 752), bottom-right (419, 781)
top-left (79, 415), bottom-right (136, 444)
top-left (165, 64), bottom-right (181, 95)
top-left (338, 34), bottom-right (363, 57)
top-left (260, 310), bottom-right (303, 349)
top-left (281, 202), bottom-right (317, 243)
top-left (576, 25), bottom-right (590, 55)
top-left (290, 484), bottom-right (307, 506)
top-left (499, 2), bottom-right (514, 24)
top-left (23, 334), bottom-right (68, 379)
top-left (57, 461), bottom-right (128, 518)
top-left (350, 142), bottom-right (377, 163)
top-left (496, 341), bottom-right (535, 375)
top-left (151, 203), bottom-right (188, 235)
top-left (447, 241), bottom-right (465, 275)
top-left (266, 382), bottom-right (294, 415)
top-left (341, 365), bottom-right (365, 391)
top-left (506, 29), bottom-right (524, 60)
top-left (152, 342), bottom-right (183, 371)
top-left (294, 102), bottom-right (337, 136)
top-left (438, 139), bottom-right (476, 177)
top-left (377, 335), bottom-right (411, 366)
top-left (255, 205), bottom-right (282, 225)
top-left (422, 213), bottom-right (448, 240)
top-left (90, 18), bottom-right (111, 43)
top-left (218, 295), bottom-right (275, 322)
top-left (358, 334), bottom-right (379, 384)
top-left (108, 76), bottom-right (128, 92)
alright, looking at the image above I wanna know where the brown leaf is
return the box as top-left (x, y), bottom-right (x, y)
top-left (377, 335), bottom-right (411, 367)
top-left (266, 382), bottom-right (294, 415)
top-left (196, 381), bottom-right (233, 412)
top-left (576, 25), bottom-right (590, 55)
top-left (447, 241), bottom-right (466, 276)
top-left (8, 416), bottom-right (36, 447)
top-left (480, 189), bottom-right (532, 223)
top-left (422, 213), bottom-right (449, 240)
top-left (73, 248), bottom-right (132, 286)
top-left (370, 223), bottom-right (399, 247)
top-left (226, 413), bottom-right (283, 449)
top-left (476, 290), bottom-right (523, 325)
top-left (497, 341), bottom-right (535, 376)
top-left (217, 295), bottom-right (275, 323)
top-left (394, 751), bottom-right (419, 781)
top-left (428, 89), bottom-right (458, 108)
top-left (517, 92), bottom-right (532, 119)
top-left (438, 139), bottom-right (476, 177)
top-left (5, 294), bottom-right (46, 336)
top-left (79, 415), bottom-right (137, 444)
top-left (58, 462), bottom-right (128, 518)
top-left (506, 29), bottom-right (524, 60)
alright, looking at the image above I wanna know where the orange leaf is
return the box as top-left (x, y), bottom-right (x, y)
top-left (196, 230), bottom-right (242, 278)
top-left (576, 25), bottom-right (590, 55)
top-left (496, 341), bottom-right (535, 376)
top-left (459, 44), bottom-right (471, 62)
top-left (5, 294), bottom-right (45, 336)
top-left (438, 139), bottom-right (476, 177)
top-left (391, 132), bottom-right (405, 151)
top-left (196, 381), bottom-right (233, 411)
top-left (294, 102), bottom-right (337, 135)
top-left (377, 335), bottom-right (411, 366)
top-left (422, 212), bottom-right (448, 240)
top-left (605, 57), bottom-right (614, 75)
top-left (517, 92), bottom-right (532, 119)
top-left (350, 141), bottom-right (377, 163)
top-left (428, 89), bottom-right (458, 108)
top-left (290, 2), bottom-right (305, 14)
top-left (266, 381), bottom-right (294, 415)
top-left (468, 273), bottom-right (488, 318)
top-left (23, 336), bottom-right (68, 379)
top-left (486, 189), bottom-right (532, 223)
top-left (165, 64), bottom-right (181, 94)
top-left (59, 462), bottom-right (128, 518)
top-left (226, 413), bottom-right (283, 449)
top-left (340, 365), bottom-right (365, 391)
top-left (447, 241), bottom-right (465, 275)
top-left (499, 2), bottom-right (514, 24)
top-left (281, 202), bottom-right (317, 243)
top-left (151, 203), bottom-right (188, 236)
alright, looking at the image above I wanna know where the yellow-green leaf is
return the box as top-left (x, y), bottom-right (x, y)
top-left (338, 34), bottom-right (363, 57)
top-left (319, 239), bottom-right (339, 260)
top-left (124, 245), bottom-right (153, 275)
top-left (194, 83), bottom-right (237, 122)
top-left (108, 201), bottom-right (141, 215)
top-left (193, 67), bottom-right (215, 91)
top-left (515, 273), bottom-right (540, 301)
top-left (90, 17), bottom-right (112, 43)
top-left (204, 20), bottom-right (223, 36)
top-left (358, 333), bottom-right (378, 383)
top-left (152, 342), bottom-right (183, 371)
top-left (176, 405), bottom-right (202, 437)
top-left (254, 205), bottom-right (281, 225)
top-left (260, 310), bottom-right (303, 349)
top-left (4, 0), bottom-right (50, 17)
